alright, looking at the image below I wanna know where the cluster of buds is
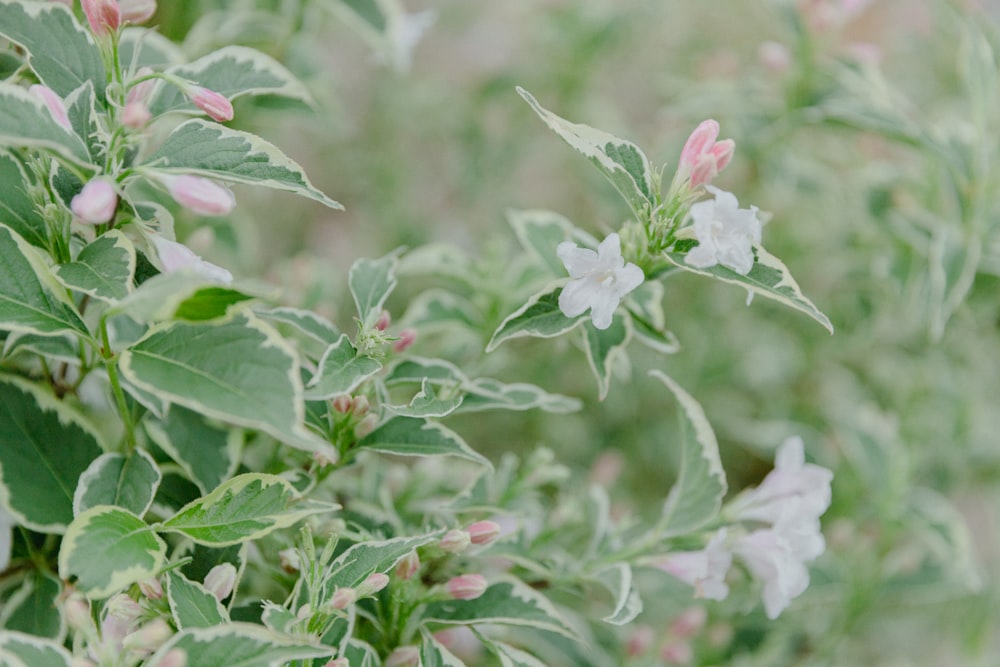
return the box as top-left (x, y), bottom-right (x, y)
top-left (80, 0), bottom-right (157, 36)
top-left (330, 392), bottom-right (379, 441)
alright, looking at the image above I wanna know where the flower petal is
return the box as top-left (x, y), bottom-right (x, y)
top-left (613, 263), bottom-right (645, 297)
top-left (558, 279), bottom-right (592, 318)
top-left (557, 242), bottom-right (600, 277)
top-left (588, 289), bottom-right (620, 330)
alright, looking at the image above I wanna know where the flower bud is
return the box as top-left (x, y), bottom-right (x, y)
top-left (118, 0), bottom-right (156, 23)
top-left (126, 68), bottom-right (157, 105)
top-left (758, 41), bottom-right (792, 73)
top-left (161, 174), bottom-right (235, 216)
top-left (63, 594), bottom-right (93, 631)
top-left (660, 640), bottom-right (693, 665)
top-left (465, 520), bottom-right (501, 546)
top-left (395, 550), bottom-right (420, 580)
top-left (323, 660), bottom-right (349, 667)
top-left (312, 450), bottom-right (338, 468)
top-left (374, 310), bottom-right (391, 331)
top-left (156, 649), bottom-right (188, 667)
top-left (350, 395), bottom-right (370, 417)
top-left (438, 529), bottom-right (470, 554)
top-left (678, 119), bottom-right (735, 188)
top-left (101, 593), bottom-right (143, 651)
top-left (278, 548), bottom-right (301, 573)
top-left (626, 624), bottom-right (654, 656)
top-left (138, 577), bottom-right (163, 600)
top-left (202, 563), bottom-right (237, 601)
top-left (71, 178), bottom-right (118, 224)
top-left (330, 586), bottom-right (357, 610)
top-left (384, 646), bottom-right (420, 667)
top-left (354, 413), bottom-right (378, 439)
top-left (29, 84), bottom-right (72, 131)
top-left (149, 234), bottom-right (233, 283)
top-left (392, 328), bottom-right (417, 353)
top-left (82, 0), bottom-right (121, 35)
top-left (331, 395), bottom-right (353, 414)
top-left (447, 574), bottom-right (487, 601)
top-left (668, 606), bottom-right (707, 639)
top-left (187, 86), bottom-right (234, 122)
top-left (357, 572), bottom-right (389, 597)
top-left (122, 618), bottom-right (172, 653)
top-left (122, 101), bottom-right (152, 128)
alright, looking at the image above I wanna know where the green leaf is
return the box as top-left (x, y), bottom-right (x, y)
top-left (0, 151), bottom-right (47, 249)
top-left (517, 87), bottom-right (655, 220)
top-left (486, 282), bottom-right (584, 352)
top-left (58, 505), bottom-right (167, 598)
top-left (349, 251), bottom-right (401, 328)
top-left (458, 378), bottom-right (581, 414)
top-left (664, 246), bottom-right (834, 333)
top-left (422, 577), bottom-right (578, 639)
top-left (384, 357), bottom-right (467, 386)
top-left (478, 636), bottom-right (548, 667)
top-left (64, 81), bottom-right (102, 163)
top-left (144, 624), bottom-right (330, 667)
top-left (507, 209), bottom-right (598, 277)
top-left (0, 224), bottom-right (89, 338)
top-left (0, 376), bottom-right (103, 532)
top-left (118, 313), bottom-right (331, 455)
top-left (0, 632), bottom-right (72, 667)
top-left (357, 417), bottom-right (491, 468)
top-left (341, 639), bottom-right (380, 667)
top-left (144, 406), bottom-right (242, 494)
top-left (165, 570), bottom-right (229, 629)
top-left (119, 27), bottom-right (185, 68)
top-left (256, 306), bottom-right (341, 357)
top-left (161, 473), bottom-right (337, 546)
top-left (0, 572), bottom-right (64, 640)
top-left (401, 289), bottom-right (479, 330)
top-left (0, 83), bottom-right (92, 165)
top-left (650, 371), bottom-right (727, 536)
top-left (625, 280), bottom-right (679, 354)
top-left (593, 564), bottom-right (642, 625)
top-left (304, 335), bottom-right (382, 400)
top-left (2, 331), bottom-right (79, 363)
top-left (387, 379), bottom-right (464, 418)
top-left (151, 46), bottom-right (312, 116)
top-left (0, 0), bottom-right (105, 102)
top-left (582, 316), bottom-right (631, 400)
top-left (327, 534), bottom-right (439, 591)
top-left (55, 231), bottom-right (136, 302)
top-left (73, 449), bottom-right (161, 518)
top-left (142, 120), bottom-right (342, 209)
top-left (109, 270), bottom-right (259, 324)
top-left (420, 629), bottom-right (467, 667)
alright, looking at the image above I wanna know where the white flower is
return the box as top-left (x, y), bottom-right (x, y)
top-left (557, 233), bottom-right (644, 330)
top-left (653, 528), bottom-right (732, 601)
top-left (150, 234), bottom-right (233, 284)
top-left (684, 186), bottom-right (762, 275)
top-left (734, 528), bottom-right (811, 619)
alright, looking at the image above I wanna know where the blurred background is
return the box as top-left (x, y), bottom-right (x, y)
top-left (147, 0), bottom-right (1000, 664)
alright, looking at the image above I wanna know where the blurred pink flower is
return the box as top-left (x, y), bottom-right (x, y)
top-left (653, 529), bottom-right (731, 601)
top-left (679, 119), bottom-right (735, 188)
top-left (150, 234), bottom-right (233, 284)
top-left (118, 0), bottom-right (155, 23)
top-left (81, 0), bottom-right (121, 35)
top-left (161, 174), bottom-right (235, 216)
top-left (71, 179), bottom-right (118, 224)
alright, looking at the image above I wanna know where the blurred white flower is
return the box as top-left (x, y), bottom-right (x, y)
top-left (684, 186), bottom-right (761, 275)
top-left (557, 232), bottom-right (644, 330)
top-left (734, 527), bottom-right (811, 619)
top-left (653, 528), bottom-right (731, 600)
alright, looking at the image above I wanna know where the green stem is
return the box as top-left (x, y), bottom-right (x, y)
top-left (99, 315), bottom-right (136, 452)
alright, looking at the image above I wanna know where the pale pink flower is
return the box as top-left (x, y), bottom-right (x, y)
top-left (330, 586), bottom-right (356, 609)
top-left (118, 0), bottom-right (155, 23)
top-left (438, 528), bottom-right (471, 554)
top-left (653, 529), bottom-right (731, 601)
top-left (149, 234), bottom-right (233, 284)
top-left (122, 618), bottom-right (172, 653)
top-left (122, 101), bottom-right (152, 128)
top-left (392, 328), bottom-right (417, 353)
top-left (395, 550), bottom-right (420, 580)
top-left (374, 310), bottom-right (391, 331)
top-left (161, 174), bottom-right (235, 216)
top-left (81, 0), bottom-right (121, 35)
top-left (669, 606), bottom-right (708, 639)
top-left (138, 578), bottom-right (163, 600)
top-left (447, 573), bottom-right (488, 600)
top-left (660, 640), bottom-right (694, 665)
top-left (684, 186), bottom-right (761, 276)
top-left (626, 624), bottom-right (654, 656)
top-left (101, 594), bottom-right (143, 652)
top-left (678, 119), bottom-right (735, 188)
top-left (71, 178), bottom-right (118, 224)
top-left (126, 68), bottom-right (157, 105)
top-left (187, 86), bottom-right (234, 122)
top-left (557, 232), bottom-right (644, 330)
top-left (758, 41), bottom-right (792, 73)
top-left (357, 572), bottom-right (389, 596)
top-left (63, 593), bottom-right (93, 631)
top-left (733, 528), bottom-right (811, 619)
top-left (202, 563), bottom-right (237, 601)
top-left (466, 520), bottom-right (501, 546)
top-left (29, 84), bottom-right (72, 131)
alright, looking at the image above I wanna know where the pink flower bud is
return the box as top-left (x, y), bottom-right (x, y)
top-left (118, 0), bottom-right (155, 23)
top-left (357, 572), bottom-right (389, 596)
top-left (331, 395), bottom-right (353, 414)
top-left (660, 640), bottom-right (693, 665)
top-left (122, 618), bottom-right (172, 653)
top-left (384, 646), bottom-right (420, 667)
top-left (139, 577), bottom-right (163, 600)
top-left (81, 0), bottom-right (121, 35)
top-left (187, 86), bottom-right (234, 122)
top-left (156, 649), bottom-right (188, 667)
top-left (312, 450), bottom-right (338, 467)
top-left (678, 120), bottom-right (735, 188)
top-left (161, 174), bottom-right (235, 216)
top-left (63, 594), bottom-right (93, 631)
top-left (149, 234), bottom-right (233, 283)
top-left (466, 520), bottom-right (501, 546)
top-left (354, 413), bottom-right (378, 439)
top-left (330, 586), bottom-right (357, 610)
top-left (626, 624), bottom-right (654, 656)
top-left (395, 550), bottom-right (420, 580)
top-left (669, 606), bottom-right (707, 639)
top-left (758, 41), bottom-right (792, 73)
top-left (323, 660), bottom-right (349, 667)
top-left (350, 395), bottom-right (370, 417)
top-left (122, 101), bottom-right (152, 128)
top-left (392, 328), bottom-right (417, 353)
top-left (202, 563), bottom-right (237, 601)
top-left (29, 84), bottom-right (72, 131)
top-left (101, 593), bottom-right (143, 651)
top-left (375, 310), bottom-right (391, 331)
top-left (71, 178), bottom-right (118, 224)
top-left (438, 529), bottom-right (471, 554)
top-left (447, 573), bottom-right (488, 601)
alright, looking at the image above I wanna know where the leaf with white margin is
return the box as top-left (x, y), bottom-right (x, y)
top-left (165, 570), bottom-right (229, 629)
top-left (387, 379), bottom-right (464, 418)
top-left (517, 87), bottom-right (656, 221)
top-left (349, 250), bottom-right (401, 328)
top-left (144, 405), bottom-right (242, 494)
top-left (0, 631), bottom-right (73, 667)
top-left (0, 224), bottom-right (89, 339)
top-left (143, 623), bottom-right (330, 667)
top-left (592, 563), bottom-right (642, 625)
top-left (58, 505), bottom-right (167, 598)
top-left (118, 312), bottom-right (332, 455)
top-left (486, 281), bottom-right (584, 353)
top-left (342, 639), bottom-right (380, 667)
top-left (625, 280), bottom-right (680, 354)
top-left (304, 334), bottom-right (382, 400)
top-left (357, 416), bottom-right (491, 468)
top-left (0, 376), bottom-right (103, 533)
top-left (458, 378), bottom-right (581, 414)
top-left (0, 0), bottom-right (105, 102)
top-left (256, 306), bottom-right (341, 356)
top-left (0, 151), bottom-right (47, 249)
top-left (421, 577), bottom-right (578, 640)
top-left (64, 81), bottom-right (102, 162)
top-left (507, 208), bottom-right (599, 277)
top-left (420, 628), bottom-right (467, 667)
top-left (108, 270), bottom-right (260, 325)
top-left (161, 473), bottom-right (338, 546)
top-left (119, 27), bottom-right (186, 68)
top-left (326, 534), bottom-right (440, 593)
top-left (73, 449), bottom-right (161, 517)
top-left (0, 571), bottom-right (64, 640)
top-left (55, 231), bottom-right (136, 302)
top-left (0, 83), bottom-right (92, 165)
top-left (582, 315), bottom-right (631, 401)
top-left (651, 371), bottom-right (727, 536)
top-left (401, 288), bottom-right (479, 330)
top-left (477, 634), bottom-right (549, 667)
top-left (150, 45), bottom-right (313, 116)
top-left (384, 357), bottom-right (468, 385)
top-left (664, 246), bottom-right (834, 333)
top-left (142, 120), bottom-right (342, 209)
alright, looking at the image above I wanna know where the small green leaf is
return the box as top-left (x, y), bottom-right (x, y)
top-left (73, 449), bottom-right (161, 517)
top-left (664, 246), bottom-right (834, 333)
top-left (478, 636), bottom-right (548, 667)
top-left (0, 150), bottom-right (47, 249)
top-left (161, 474), bottom-right (337, 546)
top-left (349, 251), bottom-right (401, 328)
top-left (650, 371), bottom-right (727, 536)
top-left (583, 316), bottom-right (631, 400)
top-left (256, 306), bottom-right (341, 357)
top-left (401, 289), bottom-right (478, 331)
top-left (165, 570), bottom-right (229, 629)
top-left (58, 505), bottom-right (167, 599)
top-left (304, 335), bottom-right (382, 400)
top-left (507, 209), bottom-right (598, 277)
top-left (0, 572), bottom-right (64, 640)
top-left (593, 564), bottom-right (642, 625)
top-left (384, 357), bottom-right (467, 386)
top-left (109, 270), bottom-right (260, 324)
top-left (458, 378), bottom-right (581, 414)
top-left (55, 231), bottom-right (136, 302)
top-left (144, 406), bottom-right (242, 494)
top-left (517, 87), bottom-right (655, 220)
top-left (144, 624), bottom-right (330, 667)
top-left (326, 534), bottom-right (439, 591)
top-left (387, 379), bottom-right (464, 418)
top-left (0, 376), bottom-right (103, 533)
top-left (143, 120), bottom-right (342, 209)
top-left (0, 631), bottom-right (73, 667)
top-left (486, 282), bottom-right (584, 352)
top-left (0, 82), bottom-right (92, 165)
top-left (357, 417), bottom-right (491, 468)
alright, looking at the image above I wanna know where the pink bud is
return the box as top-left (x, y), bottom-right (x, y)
top-left (392, 328), bottom-right (417, 353)
top-left (679, 120), bottom-right (719, 169)
top-left (126, 68), bottom-right (157, 105)
top-left (331, 395), bottom-right (353, 414)
top-left (466, 520), bottom-right (501, 546)
top-left (358, 572), bottom-right (389, 596)
top-left (156, 649), bottom-right (188, 667)
top-left (71, 178), bottom-right (118, 224)
top-left (678, 119), bottom-right (735, 188)
top-left (202, 563), bottom-right (237, 601)
top-left (101, 593), bottom-right (143, 651)
top-left (122, 101), bottom-right (152, 128)
top-left (395, 550), bottom-right (420, 580)
top-left (188, 86), bottom-right (234, 122)
top-left (375, 310), bottom-right (391, 331)
top-left (29, 84), bottom-right (72, 131)
top-left (149, 234), bottom-right (233, 283)
top-left (447, 573), bottom-right (488, 601)
top-left (312, 450), bottom-right (338, 467)
top-left (162, 174), bottom-right (235, 216)
top-left (323, 660), bottom-right (349, 667)
top-left (350, 395), bottom-right (370, 417)
top-left (330, 587), bottom-right (357, 610)
top-left (660, 640), bottom-right (693, 665)
top-left (758, 41), bottom-right (792, 73)
top-left (138, 578), bottom-right (163, 600)
top-left (438, 529), bottom-right (471, 554)
top-left (81, 0), bottom-right (121, 35)
top-left (669, 606), bottom-right (707, 639)
top-left (122, 618), bottom-right (172, 652)
top-left (118, 0), bottom-right (155, 23)
top-left (384, 646), bottom-right (420, 667)
top-left (63, 594), bottom-right (93, 631)
top-left (626, 624), bottom-right (654, 656)
top-left (354, 413), bottom-right (378, 439)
